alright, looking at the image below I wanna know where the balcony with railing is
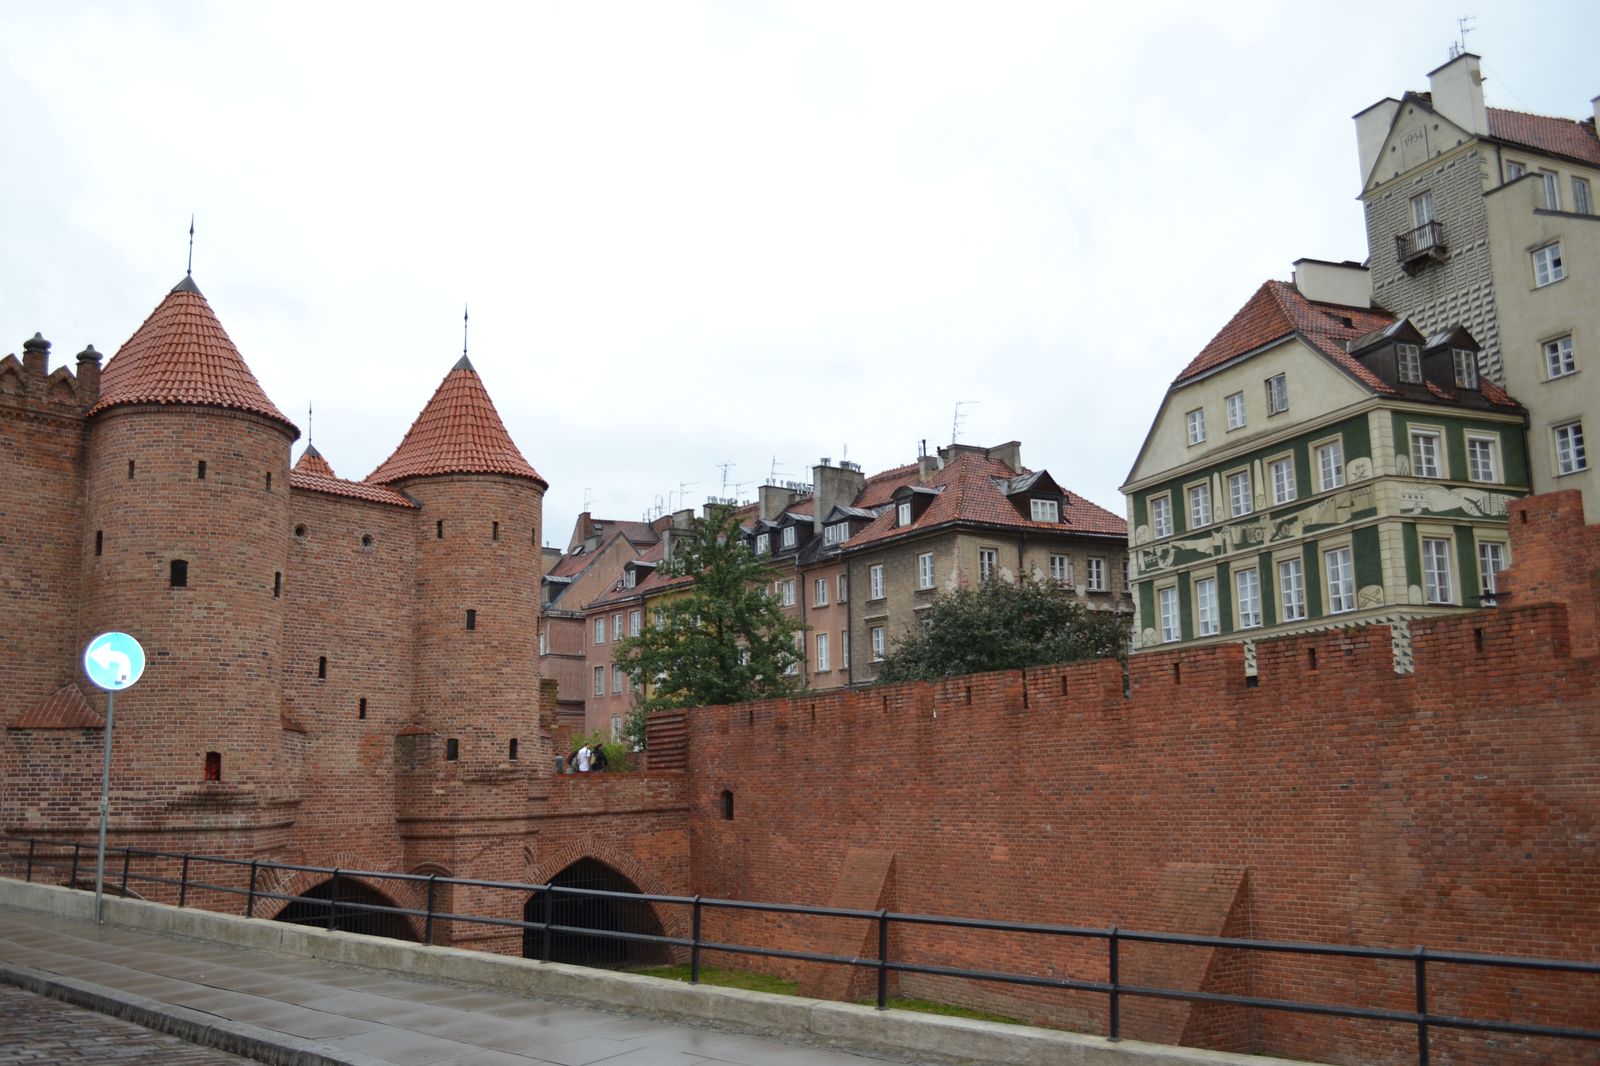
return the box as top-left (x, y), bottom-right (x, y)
top-left (1397, 219), bottom-right (1447, 273)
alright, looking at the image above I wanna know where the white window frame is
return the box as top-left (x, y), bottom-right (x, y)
top-left (1410, 429), bottom-right (1443, 479)
top-left (1574, 176), bottom-right (1593, 215)
top-left (1029, 498), bottom-right (1059, 523)
top-left (1278, 557), bottom-right (1307, 622)
top-left (1397, 343), bottom-right (1422, 384)
top-left (1227, 470), bottom-right (1253, 518)
top-left (837, 574), bottom-right (849, 602)
top-left (1555, 421), bottom-right (1588, 475)
top-left (594, 618), bottom-right (606, 644)
top-left (593, 666), bottom-right (604, 697)
top-left (1478, 541), bottom-right (1508, 599)
top-left (1195, 576), bottom-right (1219, 636)
top-left (917, 552), bottom-right (934, 589)
top-left (755, 532), bottom-right (769, 555)
top-left (815, 632), bottom-right (829, 672)
top-left (1266, 373), bottom-right (1288, 415)
top-left (813, 578), bottom-right (828, 607)
top-left (1225, 391), bottom-right (1246, 430)
top-left (1506, 160), bottom-right (1526, 180)
top-left (1315, 439), bottom-right (1345, 492)
top-left (653, 607), bottom-right (665, 630)
top-left (1544, 335), bottom-right (1576, 379)
top-left (630, 609), bottom-right (641, 636)
top-left (1539, 169), bottom-right (1561, 211)
top-left (824, 522), bottom-right (847, 545)
top-left (1324, 546), bottom-right (1356, 614)
top-left (623, 568), bottom-right (636, 588)
top-left (1186, 408), bottom-right (1206, 445)
top-left (782, 526), bottom-right (796, 549)
top-left (1188, 482), bottom-right (1212, 528)
top-left (978, 548), bottom-right (998, 582)
top-left (869, 564), bottom-right (885, 600)
top-left (779, 579), bottom-right (796, 607)
top-left (1157, 586), bottom-right (1180, 643)
top-left (1049, 554), bottom-right (1069, 583)
top-left (1270, 456), bottom-right (1297, 505)
top-left (897, 500), bottom-right (912, 527)
top-left (841, 630), bottom-right (849, 668)
top-left (1086, 557), bottom-right (1106, 592)
top-left (539, 627), bottom-right (548, 655)
top-left (1150, 494), bottom-right (1173, 538)
top-left (612, 664), bottom-right (625, 694)
top-left (1533, 243), bottom-right (1565, 287)
top-left (870, 625), bottom-right (885, 661)
top-left (613, 613), bottom-right (624, 640)
top-left (1235, 568), bottom-right (1262, 629)
top-left (1466, 434), bottom-right (1499, 484)
top-left (1422, 536), bottom-right (1454, 605)
top-left (1452, 348), bottom-right (1478, 389)
top-left (1410, 189), bottom-right (1435, 227)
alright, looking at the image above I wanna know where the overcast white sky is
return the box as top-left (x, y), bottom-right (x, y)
top-left (4, 2), bottom-right (1597, 546)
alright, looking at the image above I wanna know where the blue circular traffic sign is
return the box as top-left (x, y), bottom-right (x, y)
top-left (84, 632), bottom-right (145, 691)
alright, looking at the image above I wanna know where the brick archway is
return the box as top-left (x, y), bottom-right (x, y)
top-left (264, 868), bottom-right (425, 942)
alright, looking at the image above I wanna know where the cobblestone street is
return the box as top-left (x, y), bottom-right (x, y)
top-left (0, 986), bottom-right (251, 1064)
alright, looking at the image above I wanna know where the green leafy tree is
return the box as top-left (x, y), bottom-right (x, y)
top-left (877, 578), bottom-right (1130, 683)
top-left (616, 505), bottom-right (805, 734)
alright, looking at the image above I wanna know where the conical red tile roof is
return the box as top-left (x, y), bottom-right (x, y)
top-left (367, 356), bottom-right (546, 487)
top-left (90, 276), bottom-right (297, 434)
top-left (294, 444), bottom-right (336, 478)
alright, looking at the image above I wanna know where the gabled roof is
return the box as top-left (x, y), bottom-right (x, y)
top-left (288, 443), bottom-right (415, 506)
top-left (368, 356), bottom-right (546, 486)
top-left (91, 276), bottom-right (297, 435)
top-left (1487, 107), bottom-right (1600, 167)
top-left (11, 684), bottom-right (103, 729)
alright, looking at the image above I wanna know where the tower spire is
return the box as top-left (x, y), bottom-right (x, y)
top-left (463, 304), bottom-right (469, 357)
top-left (186, 215), bottom-right (195, 277)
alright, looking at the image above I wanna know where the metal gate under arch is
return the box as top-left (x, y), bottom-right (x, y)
top-left (522, 858), bottom-right (669, 968)
top-left (273, 877), bottom-right (418, 942)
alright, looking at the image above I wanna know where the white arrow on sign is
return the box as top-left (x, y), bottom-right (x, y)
top-left (88, 641), bottom-right (132, 684)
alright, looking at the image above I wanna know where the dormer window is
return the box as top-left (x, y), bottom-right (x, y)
top-left (755, 533), bottom-right (769, 555)
top-left (781, 526), bottom-right (796, 550)
top-left (623, 569), bottom-right (637, 588)
top-left (1397, 344), bottom-right (1422, 384)
top-left (1029, 499), bottom-right (1059, 523)
top-left (897, 501), bottom-right (912, 526)
top-left (1452, 349), bottom-right (1478, 389)
top-left (824, 522), bottom-right (847, 545)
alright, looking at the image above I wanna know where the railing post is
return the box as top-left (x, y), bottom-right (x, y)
top-left (246, 860), bottom-right (259, 918)
top-left (423, 875), bottom-right (437, 946)
top-left (540, 886), bottom-right (553, 963)
top-left (119, 847), bottom-right (132, 896)
top-left (876, 909), bottom-right (890, 1010)
top-left (690, 896), bottom-right (703, 984)
top-left (1108, 926), bottom-right (1121, 1042)
top-left (178, 854), bottom-right (191, 908)
top-left (26, 839), bottom-right (35, 883)
top-left (328, 869), bottom-right (341, 931)
top-left (1415, 946), bottom-right (1428, 1066)
top-left (70, 843), bottom-right (81, 888)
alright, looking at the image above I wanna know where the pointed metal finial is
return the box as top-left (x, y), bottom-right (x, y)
top-left (307, 400), bottom-right (313, 444)
top-left (187, 215), bottom-right (195, 277)
top-left (463, 304), bottom-right (469, 357)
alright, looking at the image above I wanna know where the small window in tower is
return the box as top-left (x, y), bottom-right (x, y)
top-left (361, 534), bottom-right (374, 549)
top-left (721, 790), bottom-right (734, 820)
top-left (204, 752), bottom-right (221, 781)
top-left (294, 524), bottom-right (307, 540)
top-left (169, 559), bottom-right (188, 587)
top-left (492, 521), bottom-right (500, 541)
top-left (273, 571), bottom-right (281, 598)
top-left (358, 698), bottom-right (367, 720)
top-left (446, 738), bottom-right (459, 761)
top-left (508, 738), bottom-right (519, 760)
top-left (265, 472), bottom-right (272, 492)
top-left (127, 459), bottom-right (135, 479)
top-left (317, 655), bottom-right (327, 680)
top-left (466, 609), bottom-right (477, 631)
top-left (436, 520), bottom-right (444, 539)
top-left (95, 530), bottom-right (103, 557)
top-left (197, 460), bottom-right (206, 480)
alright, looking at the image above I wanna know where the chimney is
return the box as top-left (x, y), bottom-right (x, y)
top-left (1592, 93), bottom-right (1599, 130)
top-left (22, 333), bottom-right (49, 379)
top-left (758, 484), bottom-right (797, 522)
top-left (811, 458), bottom-right (866, 533)
top-left (75, 344), bottom-right (102, 407)
top-left (1427, 53), bottom-right (1487, 137)
top-left (1292, 259), bottom-right (1371, 308)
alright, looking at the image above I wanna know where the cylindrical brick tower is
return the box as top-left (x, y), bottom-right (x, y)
top-left (79, 275), bottom-right (299, 859)
top-left (368, 355), bottom-right (547, 930)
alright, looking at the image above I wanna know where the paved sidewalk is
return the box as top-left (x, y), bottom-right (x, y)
top-left (0, 985), bottom-right (253, 1064)
top-left (0, 907), bottom-right (910, 1066)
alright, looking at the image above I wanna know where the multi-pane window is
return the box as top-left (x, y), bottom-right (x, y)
top-left (1540, 169), bottom-right (1561, 210)
top-left (1228, 471), bottom-right (1253, 517)
top-left (1506, 160), bottom-right (1526, 180)
top-left (613, 665), bottom-right (625, 693)
top-left (1226, 391), bottom-right (1246, 430)
top-left (1452, 348), bottom-right (1478, 389)
top-left (594, 618), bottom-right (606, 644)
top-left (979, 548), bottom-right (998, 582)
top-left (1030, 498), bottom-right (1060, 522)
top-left (1544, 335), bottom-right (1576, 378)
top-left (1397, 343), bottom-right (1422, 384)
top-left (1049, 554), bottom-right (1069, 583)
top-left (1422, 537), bottom-right (1453, 605)
top-left (782, 526), bottom-right (796, 549)
top-left (1236, 569), bottom-right (1262, 629)
top-left (755, 533), bottom-right (769, 555)
top-left (1411, 190), bottom-right (1434, 227)
top-left (1279, 558), bottom-right (1307, 621)
top-left (841, 630), bottom-right (849, 668)
top-left (1270, 457), bottom-right (1296, 504)
top-left (1555, 421), bottom-right (1587, 475)
top-left (1150, 495), bottom-right (1173, 538)
top-left (870, 626), bottom-right (886, 661)
top-left (1466, 435), bottom-right (1499, 483)
top-left (1316, 440), bottom-right (1345, 492)
top-left (897, 501), bottom-right (912, 527)
top-left (613, 613), bottom-right (624, 640)
top-left (918, 552), bottom-right (934, 589)
top-left (1410, 430), bottom-right (1442, 478)
top-left (869, 564), bottom-right (884, 599)
top-left (1266, 373), bottom-right (1288, 415)
top-left (1195, 577), bottom-right (1219, 636)
top-left (778, 579), bottom-right (796, 607)
top-left (1158, 586), bottom-right (1179, 643)
top-left (1575, 176), bottom-right (1593, 215)
top-left (1188, 483), bottom-right (1212, 527)
top-left (1478, 541), bottom-right (1508, 599)
top-left (1086, 557), bottom-right (1106, 592)
top-left (1325, 547), bottom-right (1355, 614)
top-left (630, 610), bottom-right (641, 636)
top-left (824, 523), bottom-right (847, 545)
top-left (593, 666), bottom-right (604, 696)
top-left (653, 608), bottom-right (665, 629)
top-left (1186, 408), bottom-right (1206, 445)
top-left (814, 578), bottom-right (829, 606)
top-left (815, 632), bottom-right (829, 672)
top-left (837, 574), bottom-right (849, 602)
top-left (1533, 243), bottom-right (1565, 286)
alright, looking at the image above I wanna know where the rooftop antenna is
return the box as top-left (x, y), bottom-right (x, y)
top-left (678, 481), bottom-right (697, 511)
top-left (951, 400), bottom-right (978, 444)
top-left (769, 455), bottom-right (788, 482)
top-left (715, 461), bottom-right (735, 496)
top-left (186, 215), bottom-right (195, 277)
top-left (1448, 15), bottom-right (1475, 59)
top-left (582, 487), bottom-right (596, 512)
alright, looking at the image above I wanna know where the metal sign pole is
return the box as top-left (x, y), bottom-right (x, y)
top-left (94, 688), bottom-right (115, 925)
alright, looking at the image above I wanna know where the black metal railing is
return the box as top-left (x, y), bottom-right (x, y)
top-left (1396, 219), bottom-right (1447, 267)
top-left (3, 835), bottom-right (1597, 1065)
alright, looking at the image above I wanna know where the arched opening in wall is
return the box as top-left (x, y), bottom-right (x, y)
top-left (721, 790), bottom-right (734, 820)
top-left (522, 859), bottom-right (668, 969)
top-left (273, 878), bottom-right (418, 942)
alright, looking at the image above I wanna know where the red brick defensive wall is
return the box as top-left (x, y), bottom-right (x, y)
top-left (649, 491), bottom-right (1600, 1065)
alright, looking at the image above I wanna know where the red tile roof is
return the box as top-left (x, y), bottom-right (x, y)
top-left (367, 356), bottom-right (546, 487)
top-left (290, 469), bottom-right (416, 507)
top-left (855, 462), bottom-right (922, 509)
top-left (845, 452), bottom-right (1126, 550)
top-left (1174, 281), bottom-right (1396, 391)
top-left (91, 277), bottom-right (296, 433)
top-left (294, 444), bottom-right (336, 478)
top-left (1488, 107), bottom-right (1600, 167)
top-left (12, 684), bottom-right (103, 729)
